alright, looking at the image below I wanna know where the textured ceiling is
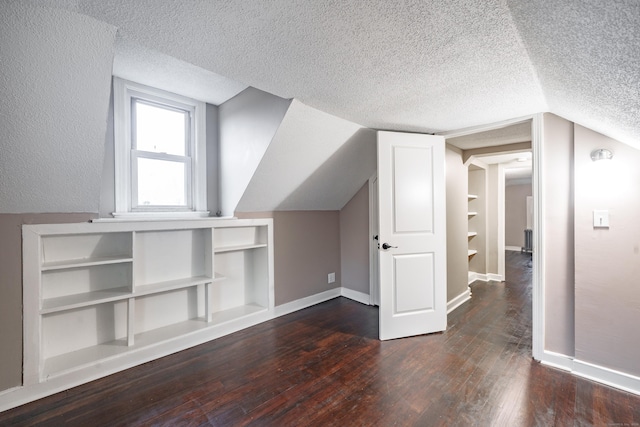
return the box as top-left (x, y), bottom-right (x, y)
top-left (113, 35), bottom-right (247, 105)
top-left (31, 0), bottom-right (640, 147)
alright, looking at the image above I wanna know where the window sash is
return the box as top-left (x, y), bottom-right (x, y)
top-left (113, 77), bottom-right (207, 217)
top-left (130, 151), bottom-right (193, 211)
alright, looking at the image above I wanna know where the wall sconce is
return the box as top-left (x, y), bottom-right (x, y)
top-left (590, 148), bottom-right (613, 161)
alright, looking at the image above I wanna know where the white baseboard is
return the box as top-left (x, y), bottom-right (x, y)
top-left (573, 359), bottom-right (640, 396)
top-left (341, 287), bottom-right (370, 305)
top-left (274, 288), bottom-right (342, 318)
top-left (447, 287), bottom-right (472, 313)
top-left (468, 272), bottom-right (503, 284)
top-left (506, 245), bottom-right (522, 252)
top-left (539, 350), bottom-right (640, 396)
top-left (539, 350), bottom-right (574, 372)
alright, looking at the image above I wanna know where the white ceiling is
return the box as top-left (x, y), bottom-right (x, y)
top-left (31, 0), bottom-right (640, 149)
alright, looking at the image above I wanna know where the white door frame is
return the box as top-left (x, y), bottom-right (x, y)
top-left (368, 172), bottom-right (380, 306)
top-left (438, 114), bottom-right (544, 361)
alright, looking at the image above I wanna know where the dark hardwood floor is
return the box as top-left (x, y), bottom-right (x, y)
top-left (2, 251), bottom-right (640, 426)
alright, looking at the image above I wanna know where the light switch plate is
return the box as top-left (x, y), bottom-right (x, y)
top-left (593, 210), bottom-right (609, 228)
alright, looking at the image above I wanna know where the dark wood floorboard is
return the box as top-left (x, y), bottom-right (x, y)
top-left (2, 251), bottom-right (640, 426)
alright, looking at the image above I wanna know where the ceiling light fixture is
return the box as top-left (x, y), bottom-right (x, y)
top-left (590, 148), bottom-right (613, 161)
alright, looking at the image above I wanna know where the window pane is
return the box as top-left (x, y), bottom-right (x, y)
top-left (136, 158), bottom-right (186, 207)
top-left (134, 101), bottom-right (187, 156)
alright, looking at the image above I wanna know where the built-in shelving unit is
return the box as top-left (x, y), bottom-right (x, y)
top-left (23, 219), bottom-right (273, 387)
top-left (468, 196), bottom-right (478, 260)
top-left (467, 163), bottom-right (487, 282)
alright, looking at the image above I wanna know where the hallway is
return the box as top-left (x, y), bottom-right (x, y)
top-left (1, 252), bottom-right (639, 425)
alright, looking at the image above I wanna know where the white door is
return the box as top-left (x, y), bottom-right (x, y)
top-left (377, 131), bottom-right (447, 340)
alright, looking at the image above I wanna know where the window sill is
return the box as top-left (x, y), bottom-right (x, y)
top-left (93, 211), bottom-right (238, 223)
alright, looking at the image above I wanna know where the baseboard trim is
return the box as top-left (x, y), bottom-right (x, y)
top-left (468, 272), bottom-right (503, 284)
top-left (341, 287), bottom-right (370, 305)
top-left (506, 245), bottom-right (521, 252)
top-left (539, 350), bottom-right (640, 396)
top-left (573, 359), bottom-right (640, 396)
top-left (539, 350), bottom-right (574, 372)
top-left (447, 287), bottom-right (471, 313)
top-left (274, 288), bottom-right (342, 318)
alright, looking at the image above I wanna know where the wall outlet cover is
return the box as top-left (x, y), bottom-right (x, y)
top-left (328, 272), bottom-right (335, 283)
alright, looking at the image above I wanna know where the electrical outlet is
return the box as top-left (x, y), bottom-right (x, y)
top-left (328, 272), bottom-right (335, 284)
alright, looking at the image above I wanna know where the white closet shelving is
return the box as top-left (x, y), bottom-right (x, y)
top-left (23, 219), bottom-right (273, 386)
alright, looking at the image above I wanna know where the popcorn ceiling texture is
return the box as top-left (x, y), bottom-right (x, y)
top-left (0, 3), bottom-right (117, 213)
top-left (43, 0), bottom-right (639, 147)
top-left (66, 0), bottom-right (547, 133)
top-left (3, 0), bottom-right (640, 213)
top-left (508, 0), bottom-right (640, 147)
top-left (113, 36), bottom-right (247, 106)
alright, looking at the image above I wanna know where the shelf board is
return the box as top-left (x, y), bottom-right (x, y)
top-left (468, 212), bottom-right (478, 216)
top-left (41, 287), bottom-right (132, 314)
top-left (468, 232), bottom-right (478, 238)
top-left (209, 304), bottom-right (267, 325)
top-left (42, 256), bottom-right (133, 271)
top-left (468, 249), bottom-right (478, 257)
top-left (468, 194), bottom-right (478, 200)
top-left (43, 339), bottom-right (130, 379)
top-left (43, 304), bottom-right (268, 379)
top-left (134, 275), bottom-right (223, 297)
top-left (214, 243), bottom-right (268, 253)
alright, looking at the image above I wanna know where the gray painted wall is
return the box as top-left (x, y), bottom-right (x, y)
top-left (340, 183), bottom-right (370, 294)
top-left (446, 146), bottom-right (470, 301)
top-left (543, 113), bottom-right (575, 356)
top-left (574, 124), bottom-right (640, 376)
top-left (505, 184), bottom-right (532, 248)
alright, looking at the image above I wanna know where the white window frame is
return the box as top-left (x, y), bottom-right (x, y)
top-left (113, 77), bottom-right (208, 218)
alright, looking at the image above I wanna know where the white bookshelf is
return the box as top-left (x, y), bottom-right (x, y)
top-left (23, 218), bottom-right (274, 387)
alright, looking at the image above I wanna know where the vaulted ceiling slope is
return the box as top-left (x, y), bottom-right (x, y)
top-left (30, 0), bottom-right (640, 149)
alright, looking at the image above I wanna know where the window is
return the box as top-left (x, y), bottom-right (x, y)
top-left (113, 78), bottom-right (207, 217)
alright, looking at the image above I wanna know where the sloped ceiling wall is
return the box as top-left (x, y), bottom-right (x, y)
top-left (4, 1), bottom-right (640, 213)
top-left (508, 0), bottom-right (640, 147)
top-left (0, 3), bottom-right (117, 213)
top-left (236, 101), bottom-right (377, 212)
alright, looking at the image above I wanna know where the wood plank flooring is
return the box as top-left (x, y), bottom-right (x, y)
top-left (2, 251), bottom-right (640, 426)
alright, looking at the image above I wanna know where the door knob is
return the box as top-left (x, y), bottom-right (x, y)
top-left (382, 243), bottom-right (397, 250)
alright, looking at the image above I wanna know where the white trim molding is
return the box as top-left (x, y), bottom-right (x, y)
top-left (573, 359), bottom-right (640, 396)
top-left (273, 288), bottom-right (341, 318)
top-left (539, 350), bottom-right (640, 396)
top-left (468, 272), bottom-right (504, 284)
top-left (341, 287), bottom-right (371, 305)
top-left (447, 287), bottom-right (472, 313)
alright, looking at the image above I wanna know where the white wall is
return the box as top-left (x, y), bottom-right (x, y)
top-left (237, 101), bottom-right (376, 212)
top-left (219, 87), bottom-right (291, 216)
top-left (0, 3), bottom-right (116, 213)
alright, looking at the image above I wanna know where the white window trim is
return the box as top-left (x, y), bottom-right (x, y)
top-left (113, 77), bottom-right (208, 219)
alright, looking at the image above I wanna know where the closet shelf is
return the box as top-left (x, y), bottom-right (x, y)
top-left (42, 256), bottom-right (133, 271)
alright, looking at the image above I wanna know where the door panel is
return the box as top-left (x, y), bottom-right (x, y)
top-left (378, 131), bottom-right (446, 340)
